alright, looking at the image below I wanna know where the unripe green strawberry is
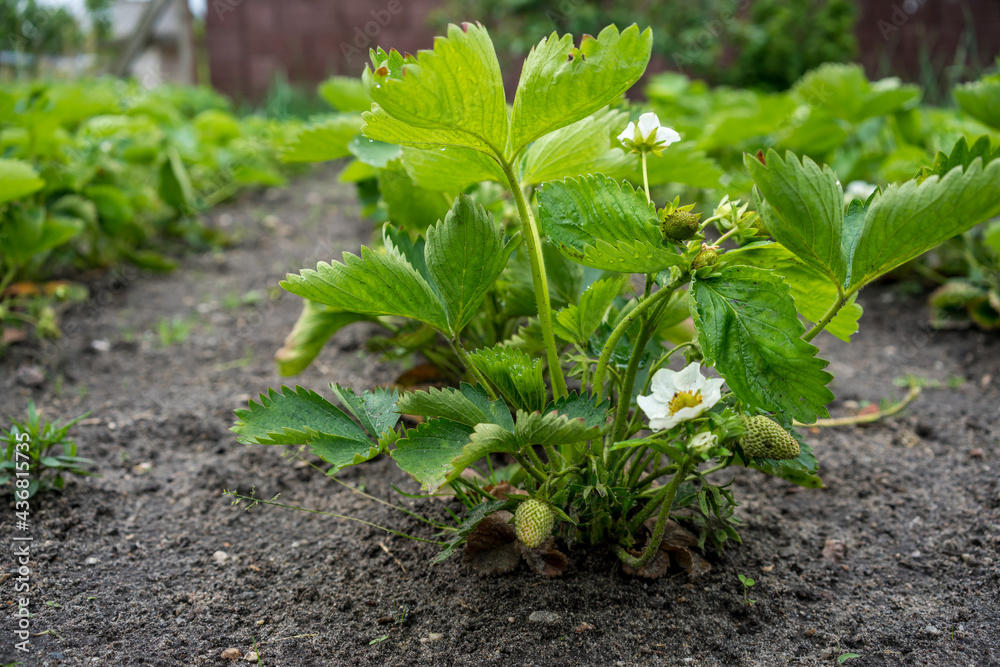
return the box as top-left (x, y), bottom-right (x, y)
top-left (739, 416), bottom-right (800, 460)
top-left (514, 499), bottom-right (555, 548)
top-left (691, 246), bottom-right (719, 270)
top-left (660, 210), bottom-right (700, 242)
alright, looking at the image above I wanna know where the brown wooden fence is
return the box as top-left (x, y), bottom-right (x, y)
top-left (205, 0), bottom-right (1000, 102)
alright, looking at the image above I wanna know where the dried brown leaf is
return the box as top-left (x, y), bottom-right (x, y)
top-left (520, 537), bottom-right (569, 578)
top-left (462, 511), bottom-right (520, 576)
top-left (622, 519), bottom-right (710, 579)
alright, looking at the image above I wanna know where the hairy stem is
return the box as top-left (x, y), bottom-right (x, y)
top-left (802, 289), bottom-right (848, 343)
top-left (615, 458), bottom-right (692, 569)
top-left (592, 277), bottom-right (684, 401)
top-left (500, 159), bottom-right (568, 398)
top-left (450, 338), bottom-right (497, 400)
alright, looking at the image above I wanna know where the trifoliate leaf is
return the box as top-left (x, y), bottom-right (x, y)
top-left (449, 423), bottom-right (519, 478)
top-left (690, 266), bottom-right (834, 423)
top-left (518, 107), bottom-right (631, 186)
top-left (401, 145), bottom-right (506, 191)
top-left (396, 383), bottom-right (513, 430)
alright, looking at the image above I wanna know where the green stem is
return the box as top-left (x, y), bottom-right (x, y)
top-left (513, 452), bottom-right (547, 485)
top-left (641, 152), bottom-right (651, 202)
top-left (615, 458), bottom-right (692, 569)
top-left (592, 277), bottom-right (685, 401)
top-left (628, 458), bottom-right (686, 533)
top-left (612, 318), bottom-right (653, 442)
top-left (500, 159), bottom-right (567, 398)
top-left (802, 289), bottom-right (848, 343)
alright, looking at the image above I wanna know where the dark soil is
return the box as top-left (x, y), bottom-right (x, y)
top-left (2, 165), bottom-right (998, 667)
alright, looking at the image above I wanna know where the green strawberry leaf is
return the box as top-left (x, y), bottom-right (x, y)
top-left (552, 274), bottom-right (627, 345)
top-left (724, 243), bottom-right (863, 342)
top-left (424, 194), bottom-right (521, 333)
top-left (0, 159), bottom-right (45, 204)
top-left (231, 386), bottom-right (380, 472)
top-left (281, 245), bottom-right (451, 332)
top-left (391, 418), bottom-right (475, 491)
top-left (362, 24), bottom-right (508, 156)
top-left (397, 383), bottom-right (513, 430)
top-left (954, 78), bottom-right (1000, 130)
top-left (401, 145), bottom-right (506, 191)
top-left (508, 24), bottom-right (652, 160)
top-left (514, 409), bottom-right (600, 447)
top-left (379, 163), bottom-right (453, 231)
top-left (280, 115), bottom-right (362, 163)
top-left (690, 266), bottom-right (834, 423)
top-left (449, 423), bottom-right (520, 479)
top-left (915, 135), bottom-right (1000, 183)
top-left (467, 345), bottom-right (548, 413)
top-left (274, 300), bottom-right (376, 376)
top-left (330, 385), bottom-right (401, 439)
top-left (848, 156), bottom-right (1000, 291)
top-left (518, 107), bottom-right (631, 186)
top-left (793, 63), bottom-right (920, 125)
top-left (746, 150), bottom-right (846, 286)
top-left (318, 76), bottom-right (371, 113)
top-left (543, 391), bottom-right (611, 430)
top-left (538, 174), bottom-right (683, 272)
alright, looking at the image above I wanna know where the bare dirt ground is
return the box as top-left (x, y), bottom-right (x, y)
top-left (1, 165), bottom-right (998, 666)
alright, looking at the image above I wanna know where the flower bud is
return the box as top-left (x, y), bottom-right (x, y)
top-left (691, 246), bottom-right (719, 270)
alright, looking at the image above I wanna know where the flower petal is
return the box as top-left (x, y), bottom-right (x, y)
top-left (700, 377), bottom-right (725, 408)
top-left (672, 362), bottom-right (705, 392)
top-left (671, 403), bottom-right (709, 423)
top-left (649, 415), bottom-right (680, 432)
top-left (637, 112), bottom-right (660, 138)
top-left (655, 126), bottom-right (681, 146)
top-left (637, 393), bottom-right (668, 420)
top-left (617, 122), bottom-right (636, 144)
top-left (649, 367), bottom-right (679, 400)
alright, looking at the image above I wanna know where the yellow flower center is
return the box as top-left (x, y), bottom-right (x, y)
top-left (668, 390), bottom-right (702, 415)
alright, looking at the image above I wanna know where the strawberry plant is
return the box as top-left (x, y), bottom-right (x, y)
top-left (233, 23), bottom-right (1000, 576)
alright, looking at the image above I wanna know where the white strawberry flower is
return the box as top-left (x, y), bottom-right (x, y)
top-left (617, 112), bottom-right (681, 155)
top-left (637, 362), bottom-right (724, 432)
top-left (844, 180), bottom-right (877, 204)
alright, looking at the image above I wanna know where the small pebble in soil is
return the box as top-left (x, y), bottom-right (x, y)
top-left (508, 617), bottom-right (515, 623)
top-left (924, 625), bottom-right (942, 637)
top-left (90, 339), bottom-right (111, 352)
top-left (528, 611), bottom-right (561, 625)
top-left (419, 633), bottom-right (443, 643)
top-left (15, 365), bottom-right (45, 387)
top-left (85, 557), bottom-right (99, 565)
top-left (213, 550), bottom-right (229, 565)
top-left (575, 622), bottom-right (595, 633)
top-left (221, 648), bottom-right (242, 660)
top-left (243, 651), bottom-right (259, 662)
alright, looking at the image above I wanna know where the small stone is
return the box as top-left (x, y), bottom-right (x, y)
top-left (91, 339), bottom-right (111, 353)
top-left (924, 625), bottom-right (941, 637)
top-left (213, 550), bottom-right (229, 565)
top-left (221, 648), bottom-right (242, 660)
top-left (85, 557), bottom-right (99, 565)
top-left (508, 616), bottom-right (515, 623)
top-left (528, 611), bottom-right (561, 625)
top-left (575, 622), bottom-right (595, 632)
top-left (243, 652), bottom-right (259, 662)
top-left (427, 632), bottom-right (443, 641)
top-left (256, 619), bottom-right (265, 626)
top-left (15, 365), bottom-right (45, 387)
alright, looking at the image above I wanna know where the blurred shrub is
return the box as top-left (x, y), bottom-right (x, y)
top-left (432, 0), bottom-right (857, 90)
